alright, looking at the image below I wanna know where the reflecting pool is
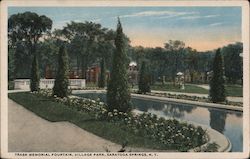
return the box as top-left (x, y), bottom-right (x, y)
top-left (75, 93), bottom-right (243, 152)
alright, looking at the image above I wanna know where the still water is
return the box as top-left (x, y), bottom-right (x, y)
top-left (75, 93), bottom-right (243, 152)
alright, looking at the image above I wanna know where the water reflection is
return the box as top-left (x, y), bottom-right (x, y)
top-left (209, 109), bottom-right (227, 133)
top-left (163, 103), bottom-right (197, 118)
top-left (133, 99), bottom-right (164, 111)
top-left (133, 99), bottom-right (197, 119)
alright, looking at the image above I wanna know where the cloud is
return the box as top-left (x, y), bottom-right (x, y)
top-left (119, 10), bottom-right (197, 19)
top-left (209, 22), bottom-right (223, 27)
top-left (118, 11), bottom-right (220, 21)
top-left (204, 14), bottom-right (220, 18)
top-left (180, 15), bottom-right (201, 20)
top-left (180, 14), bottom-right (220, 20)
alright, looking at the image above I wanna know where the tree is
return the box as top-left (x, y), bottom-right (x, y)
top-left (107, 18), bottom-right (131, 112)
top-left (8, 12), bottom-right (52, 91)
top-left (222, 42), bottom-right (243, 84)
top-left (98, 58), bottom-right (106, 88)
top-left (53, 44), bottom-right (69, 98)
top-left (138, 61), bottom-right (151, 94)
top-left (59, 21), bottom-right (107, 78)
top-left (185, 47), bottom-right (198, 83)
top-left (36, 38), bottom-right (60, 79)
top-left (209, 49), bottom-right (226, 103)
top-left (164, 40), bottom-right (186, 83)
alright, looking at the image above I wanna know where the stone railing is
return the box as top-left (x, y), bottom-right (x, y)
top-left (14, 79), bottom-right (86, 90)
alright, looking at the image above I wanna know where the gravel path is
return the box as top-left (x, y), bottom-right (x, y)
top-left (8, 99), bottom-right (155, 152)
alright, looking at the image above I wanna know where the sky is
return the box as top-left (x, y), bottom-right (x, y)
top-left (8, 7), bottom-right (242, 51)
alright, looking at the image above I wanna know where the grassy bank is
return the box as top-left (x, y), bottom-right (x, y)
top-left (8, 92), bottom-right (172, 151)
top-left (151, 83), bottom-right (208, 94)
top-left (150, 83), bottom-right (242, 97)
top-left (225, 85), bottom-right (243, 97)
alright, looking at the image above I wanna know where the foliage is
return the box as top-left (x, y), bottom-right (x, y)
top-left (55, 21), bottom-right (118, 78)
top-left (8, 47), bottom-right (15, 81)
top-left (8, 11), bottom-right (52, 92)
top-left (138, 61), bottom-right (151, 94)
top-left (30, 54), bottom-right (40, 91)
top-left (209, 49), bottom-right (226, 103)
top-left (98, 58), bottom-right (106, 88)
top-left (53, 45), bottom-right (69, 97)
top-left (36, 38), bottom-right (59, 78)
top-left (107, 18), bottom-right (131, 112)
top-left (222, 42), bottom-right (243, 84)
top-left (8, 12), bottom-right (52, 46)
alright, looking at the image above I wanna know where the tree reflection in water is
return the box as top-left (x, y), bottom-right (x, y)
top-left (209, 109), bottom-right (227, 133)
top-left (163, 103), bottom-right (197, 118)
top-left (134, 98), bottom-right (197, 119)
top-left (133, 99), bottom-right (164, 112)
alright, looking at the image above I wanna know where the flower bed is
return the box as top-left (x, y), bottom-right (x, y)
top-left (33, 89), bottom-right (209, 152)
top-left (132, 90), bottom-right (242, 107)
top-left (70, 87), bottom-right (242, 107)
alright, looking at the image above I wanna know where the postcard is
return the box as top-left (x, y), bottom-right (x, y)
top-left (1, 0), bottom-right (249, 159)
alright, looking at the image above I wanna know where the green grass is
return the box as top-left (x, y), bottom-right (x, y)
top-left (225, 85), bottom-right (243, 97)
top-left (8, 92), bottom-right (172, 151)
top-left (149, 83), bottom-right (242, 97)
top-left (151, 83), bottom-right (209, 94)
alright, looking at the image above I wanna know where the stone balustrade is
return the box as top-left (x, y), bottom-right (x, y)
top-left (14, 79), bottom-right (86, 90)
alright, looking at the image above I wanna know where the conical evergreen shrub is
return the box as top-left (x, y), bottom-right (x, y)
top-left (209, 48), bottom-right (226, 102)
top-left (53, 45), bottom-right (69, 98)
top-left (107, 18), bottom-right (131, 112)
top-left (138, 61), bottom-right (151, 94)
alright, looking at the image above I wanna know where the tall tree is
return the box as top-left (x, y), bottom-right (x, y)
top-left (53, 44), bottom-right (69, 98)
top-left (209, 49), bottom-right (226, 103)
top-left (138, 61), bottom-right (151, 94)
top-left (107, 18), bottom-right (131, 112)
top-left (98, 58), bottom-right (106, 88)
top-left (8, 12), bottom-right (52, 91)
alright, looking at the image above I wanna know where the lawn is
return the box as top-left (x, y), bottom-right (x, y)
top-left (151, 83), bottom-right (209, 94)
top-left (8, 92), bottom-right (171, 151)
top-left (225, 85), bottom-right (243, 97)
top-left (149, 83), bottom-right (242, 97)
